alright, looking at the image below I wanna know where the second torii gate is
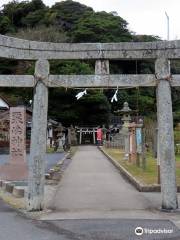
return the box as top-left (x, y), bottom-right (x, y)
top-left (0, 34), bottom-right (179, 211)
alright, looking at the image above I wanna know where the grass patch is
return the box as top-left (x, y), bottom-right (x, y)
top-left (0, 189), bottom-right (25, 209)
top-left (102, 147), bottom-right (180, 185)
top-left (174, 130), bottom-right (180, 142)
top-left (69, 146), bottom-right (78, 158)
top-left (46, 147), bottom-right (56, 153)
top-left (53, 165), bottom-right (61, 171)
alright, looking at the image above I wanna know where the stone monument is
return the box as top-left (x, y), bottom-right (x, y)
top-left (54, 123), bottom-right (64, 152)
top-left (68, 125), bottom-right (78, 146)
top-left (10, 107), bottom-right (26, 163)
top-left (0, 107), bottom-right (28, 180)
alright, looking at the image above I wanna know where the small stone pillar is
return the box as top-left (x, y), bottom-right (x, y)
top-left (136, 127), bottom-right (143, 154)
top-left (79, 129), bottom-right (82, 145)
top-left (124, 131), bottom-right (130, 160)
top-left (95, 60), bottom-right (109, 90)
top-left (156, 58), bottom-right (178, 210)
top-left (69, 125), bottom-right (78, 146)
top-left (129, 122), bottom-right (137, 163)
top-left (102, 125), bottom-right (107, 146)
top-left (68, 128), bottom-right (71, 146)
top-left (27, 59), bottom-right (49, 211)
top-left (135, 121), bottom-right (143, 167)
top-left (95, 60), bottom-right (109, 75)
top-left (93, 128), bottom-right (96, 145)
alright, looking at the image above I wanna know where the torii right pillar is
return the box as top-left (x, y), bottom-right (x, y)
top-left (156, 58), bottom-right (178, 210)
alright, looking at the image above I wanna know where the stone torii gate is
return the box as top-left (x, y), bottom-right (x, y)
top-left (0, 34), bottom-right (179, 211)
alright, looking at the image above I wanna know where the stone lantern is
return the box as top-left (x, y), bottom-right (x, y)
top-left (115, 102), bottom-right (132, 127)
top-left (114, 102), bottom-right (133, 160)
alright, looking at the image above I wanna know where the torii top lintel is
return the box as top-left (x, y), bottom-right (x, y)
top-left (1, 34), bottom-right (180, 60)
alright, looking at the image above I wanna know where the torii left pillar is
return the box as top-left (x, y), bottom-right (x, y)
top-left (27, 59), bottom-right (49, 211)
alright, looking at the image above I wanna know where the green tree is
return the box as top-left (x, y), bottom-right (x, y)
top-left (2, 0), bottom-right (46, 28)
top-left (0, 15), bottom-right (14, 34)
top-left (21, 9), bottom-right (47, 27)
top-left (51, 0), bottom-right (93, 31)
top-left (72, 11), bottom-right (132, 42)
top-left (49, 89), bottom-right (110, 126)
top-left (133, 34), bottom-right (161, 42)
top-left (50, 60), bottom-right (94, 74)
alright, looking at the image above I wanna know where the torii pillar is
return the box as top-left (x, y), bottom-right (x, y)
top-left (27, 60), bottom-right (49, 211)
top-left (156, 58), bottom-right (178, 210)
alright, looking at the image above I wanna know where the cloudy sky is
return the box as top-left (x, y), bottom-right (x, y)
top-left (0, 0), bottom-right (180, 40)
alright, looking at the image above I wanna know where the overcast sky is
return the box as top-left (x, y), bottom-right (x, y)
top-left (0, 0), bottom-right (180, 40)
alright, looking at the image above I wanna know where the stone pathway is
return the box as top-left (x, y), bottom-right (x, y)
top-left (43, 146), bottom-right (180, 222)
top-left (51, 145), bottom-right (151, 210)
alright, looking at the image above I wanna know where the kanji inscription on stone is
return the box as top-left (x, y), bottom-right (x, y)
top-left (10, 107), bottom-right (26, 163)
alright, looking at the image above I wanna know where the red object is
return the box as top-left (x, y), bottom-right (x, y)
top-left (97, 128), bottom-right (102, 141)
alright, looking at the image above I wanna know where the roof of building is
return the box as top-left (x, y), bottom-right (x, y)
top-left (0, 96), bottom-right (10, 109)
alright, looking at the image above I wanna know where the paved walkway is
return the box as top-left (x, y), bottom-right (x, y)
top-left (51, 145), bottom-right (152, 211)
top-left (43, 146), bottom-right (180, 223)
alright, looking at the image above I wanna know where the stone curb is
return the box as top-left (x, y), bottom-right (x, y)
top-left (12, 186), bottom-right (25, 198)
top-left (98, 147), bottom-right (162, 192)
top-left (0, 180), bottom-right (24, 197)
top-left (45, 152), bottom-right (70, 180)
top-left (0, 152), bottom-right (71, 198)
top-left (6, 182), bottom-right (15, 193)
top-left (2, 181), bottom-right (14, 192)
